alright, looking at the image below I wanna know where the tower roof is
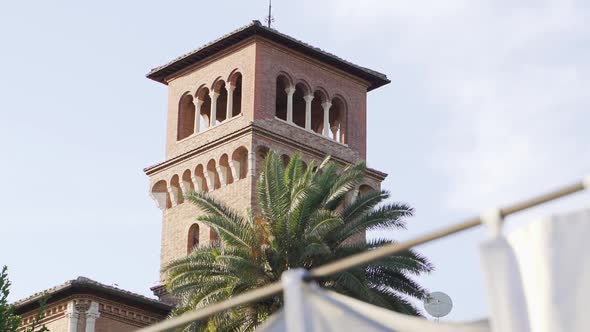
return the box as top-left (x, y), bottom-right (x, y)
top-left (146, 20), bottom-right (390, 91)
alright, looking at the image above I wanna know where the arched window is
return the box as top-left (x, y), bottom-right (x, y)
top-left (231, 146), bottom-right (249, 180)
top-left (292, 83), bottom-right (308, 128)
top-left (330, 97), bottom-right (346, 143)
top-left (212, 79), bottom-right (228, 125)
top-left (177, 93), bottom-right (195, 140)
top-left (229, 72), bottom-right (242, 117)
top-left (196, 87), bottom-right (211, 132)
top-left (206, 159), bottom-right (221, 190)
top-left (170, 175), bottom-right (183, 205)
top-left (311, 90), bottom-right (328, 134)
top-left (210, 227), bottom-right (219, 247)
top-left (187, 223), bottom-right (200, 253)
top-left (275, 75), bottom-right (291, 120)
top-left (181, 169), bottom-right (194, 194)
top-left (281, 154), bottom-right (290, 168)
top-left (359, 184), bottom-right (376, 197)
top-left (219, 154), bottom-right (233, 185)
top-left (301, 160), bottom-right (308, 172)
top-left (194, 164), bottom-right (208, 192)
top-left (256, 146), bottom-right (270, 175)
top-left (151, 180), bottom-right (171, 209)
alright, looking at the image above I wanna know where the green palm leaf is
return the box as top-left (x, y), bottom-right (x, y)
top-left (164, 151), bottom-right (432, 330)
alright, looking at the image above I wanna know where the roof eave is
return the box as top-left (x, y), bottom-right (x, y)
top-left (146, 22), bottom-right (390, 91)
top-left (14, 278), bottom-right (172, 316)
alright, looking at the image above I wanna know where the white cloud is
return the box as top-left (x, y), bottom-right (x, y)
top-left (315, 0), bottom-right (590, 212)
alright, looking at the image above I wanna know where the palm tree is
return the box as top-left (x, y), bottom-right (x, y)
top-left (164, 152), bottom-right (433, 331)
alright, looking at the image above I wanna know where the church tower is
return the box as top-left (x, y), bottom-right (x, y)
top-left (144, 21), bottom-right (390, 301)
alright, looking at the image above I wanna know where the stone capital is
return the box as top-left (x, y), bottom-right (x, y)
top-left (65, 312), bottom-right (79, 319)
top-left (303, 94), bottom-right (314, 103)
top-left (192, 98), bottom-right (204, 107)
top-left (321, 101), bottom-right (332, 109)
top-left (285, 87), bottom-right (296, 95)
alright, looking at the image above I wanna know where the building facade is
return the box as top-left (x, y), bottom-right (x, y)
top-left (144, 21), bottom-right (389, 301)
top-left (14, 277), bottom-right (171, 332)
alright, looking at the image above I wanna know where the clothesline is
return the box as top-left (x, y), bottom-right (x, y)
top-left (139, 177), bottom-right (589, 332)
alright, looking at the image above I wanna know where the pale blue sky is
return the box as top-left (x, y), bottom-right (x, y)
top-left (1, 0), bottom-right (589, 321)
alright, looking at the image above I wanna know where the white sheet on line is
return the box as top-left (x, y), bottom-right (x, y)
top-left (256, 282), bottom-right (490, 332)
top-left (481, 207), bottom-right (590, 332)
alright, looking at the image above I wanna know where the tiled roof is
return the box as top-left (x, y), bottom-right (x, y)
top-left (14, 276), bottom-right (171, 315)
top-left (147, 20), bottom-right (390, 91)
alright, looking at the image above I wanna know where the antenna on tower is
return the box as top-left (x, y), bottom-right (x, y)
top-left (265, 0), bottom-right (275, 28)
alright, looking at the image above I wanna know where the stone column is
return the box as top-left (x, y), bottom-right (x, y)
top-left (204, 172), bottom-right (214, 191)
top-left (150, 192), bottom-right (167, 210)
top-left (229, 160), bottom-right (239, 180)
top-left (285, 87), bottom-right (296, 123)
top-left (216, 165), bottom-right (227, 187)
top-left (180, 181), bottom-right (191, 195)
top-left (303, 95), bottom-right (313, 131)
top-left (226, 84), bottom-right (235, 120)
top-left (331, 123), bottom-right (339, 141)
top-left (248, 151), bottom-right (255, 177)
top-left (65, 302), bottom-right (79, 332)
top-left (322, 101), bottom-right (332, 137)
top-left (85, 302), bottom-right (100, 332)
top-left (191, 175), bottom-right (203, 191)
top-left (193, 98), bottom-right (203, 133)
top-left (210, 91), bottom-right (219, 127)
top-left (351, 187), bottom-right (360, 203)
top-left (167, 185), bottom-right (179, 207)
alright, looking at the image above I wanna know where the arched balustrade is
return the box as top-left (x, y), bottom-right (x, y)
top-left (150, 146), bottom-right (250, 210)
top-left (274, 73), bottom-right (347, 144)
top-left (187, 223), bottom-right (200, 253)
top-left (176, 71), bottom-right (243, 141)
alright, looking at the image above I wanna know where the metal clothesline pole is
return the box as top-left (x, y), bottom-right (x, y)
top-left (139, 178), bottom-right (587, 332)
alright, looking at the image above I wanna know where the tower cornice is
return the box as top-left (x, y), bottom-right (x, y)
top-left (146, 21), bottom-right (390, 91)
top-left (143, 122), bottom-right (387, 182)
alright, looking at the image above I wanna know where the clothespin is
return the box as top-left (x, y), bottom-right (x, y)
top-left (480, 208), bottom-right (504, 238)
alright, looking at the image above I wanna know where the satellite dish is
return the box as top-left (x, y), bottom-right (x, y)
top-left (423, 291), bottom-right (453, 319)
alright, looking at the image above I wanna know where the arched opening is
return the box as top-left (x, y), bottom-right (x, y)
top-left (219, 154), bottom-right (233, 185)
top-left (181, 169), bottom-right (194, 194)
top-left (170, 174), bottom-right (183, 205)
top-left (311, 90), bottom-right (327, 134)
top-left (187, 223), bottom-right (200, 253)
top-left (330, 97), bottom-right (346, 143)
top-left (256, 146), bottom-right (270, 175)
top-left (177, 93), bottom-right (195, 141)
top-left (196, 87), bottom-right (211, 132)
top-left (231, 146), bottom-right (249, 180)
top-left (359, 184), bottom-right (376, 197)
top-left (301, 160), bottom-right (308, 172)
top-left (210, 227), bottom-right (219, 247)
top-left (206, 159), bottom-right (221, 190)
top-left (281, 154), bottom-right (291, 168)
top-left (151, 180), bottom-right (171, 209)
top-left (212, 79), bottom-right (228, 125)
top-left (293, 83), bottom-right (308, 128)
top-left (194, 164), bottom-right (208, 192)
top-left (229, 72), bottom-right (242, 117)
top-left (275, 75), bottom-right (291, 121)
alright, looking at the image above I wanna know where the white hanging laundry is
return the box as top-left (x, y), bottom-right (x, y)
top-left (479, 209), bottom-right (531, 332)
top-left (258, 269), bottom-right (489, 332)
top-left (481, 207), bottom-right (590, 332)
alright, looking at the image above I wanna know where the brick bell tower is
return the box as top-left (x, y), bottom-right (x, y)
top-left (144, 21), bottom-right (390, 301)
